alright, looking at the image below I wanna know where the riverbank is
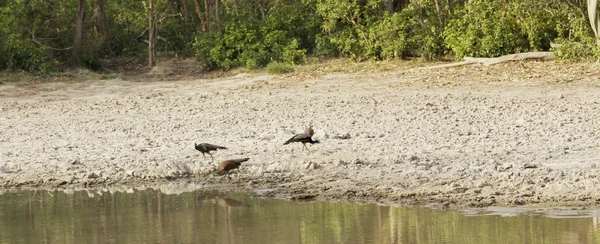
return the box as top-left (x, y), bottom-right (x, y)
top-left (2, 60), bottom-right (600, 208)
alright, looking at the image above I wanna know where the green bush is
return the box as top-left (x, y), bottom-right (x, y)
top-left (4, 34), bottom-right (56, 73)
top-left (158, 19), bottom-right (194, 56)
top-left (208, 41), bottom-right (236, 71)
top-left (0, 0), bottom-right (61, 72)
top-left (396, 3), bottom-right (445, 61)
top-left (444, 0), bottom-right (527, 59)
top-left (314, 34), bottom-right (339, 57)
top-left (193, 2), bottom-right (315, 70)
top-left (314, 1), bottom-right (446, 60)
top-left (552, 37), bottom-right (600, 61)
top-left (511, 1), bottom-right (589, 52)
top-left (366, 8), bottom-right (445, 60)
top-left (368, 13), bottom-right (413, 59)
top-left (282, 39), bottom-right (306, 64)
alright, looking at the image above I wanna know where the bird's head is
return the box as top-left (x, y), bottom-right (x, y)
top-left (214, 169), bottom-right (222, 176)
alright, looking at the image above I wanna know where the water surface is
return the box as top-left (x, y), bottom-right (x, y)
top-left (0, 187), bottom-right (599, 243)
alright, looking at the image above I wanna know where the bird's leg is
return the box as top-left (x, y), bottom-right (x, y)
top-left (202, 152), bottom-right (207, 159)
top-left (303, 143), bottom-right (310, 152)
top-left (209, 152), bottom-right (214, 161)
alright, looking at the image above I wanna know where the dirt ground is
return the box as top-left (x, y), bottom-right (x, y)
top-left (1, 59), bottom-right (600, 208)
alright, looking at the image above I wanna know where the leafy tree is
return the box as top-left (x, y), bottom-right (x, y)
top-left (444, 0), bottom-right (527, 59)
top-left (193, 0), bottom-right (319, 70)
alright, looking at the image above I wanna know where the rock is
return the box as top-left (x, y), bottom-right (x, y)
top-left (452, 187), bottom-right (468, 194)
top-left (88, 172), bottom-right (100, 179)
top-left (304, 161), bottom-right (318, 170)
top-left (280, 154), bottom-right (293, 161)
top-left (334, 133), bottom-right (351, 139)
top-left (289, 194), bottom-right (316, 200)
top-left (266, 162), bottom-right (284, 172)
top-left (247, 166), bottom-right (264, 176)
top-left (523, 163), bottom-right (538, 169)
top-left (497, 163), bottom-right (512, 172)
top-left (335, 160), bottom-right (348, 167)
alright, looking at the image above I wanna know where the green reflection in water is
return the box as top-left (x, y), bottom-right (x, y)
top-left (0, 188), bottom-right (599, 244)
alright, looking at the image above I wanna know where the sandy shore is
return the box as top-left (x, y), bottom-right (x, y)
top-left (1, 61), bottom-right (600, 207)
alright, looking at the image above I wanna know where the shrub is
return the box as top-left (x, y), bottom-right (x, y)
top-left (444, 0), bottom-right (527, 59)
top-left (552, 37), bottom-right (600, 61)
top-left (4, 34), bottom-right (56, 73)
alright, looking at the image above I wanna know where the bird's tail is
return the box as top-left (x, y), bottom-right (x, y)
top-left (283, 137), bottom-right (296, 145)
top-left (216, 146), bottom-right (227, 149)
top-left (311, 140), bottom-right (320, 144)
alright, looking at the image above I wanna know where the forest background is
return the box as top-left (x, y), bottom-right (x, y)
top-left (0, 0), bottom-right (598, 73)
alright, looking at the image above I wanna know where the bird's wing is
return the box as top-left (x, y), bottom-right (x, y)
top-left (203, 143), bottom-right (227, 150)
top-left (220, 158), bottom-right (248, 171)
top-left (296, 133), bottom-right (311, 140)
top-left (285, 133), bottom-right (312, 144)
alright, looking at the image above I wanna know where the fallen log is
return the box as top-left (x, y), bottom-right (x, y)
top-left (419, 52), bottom-right (554, 69)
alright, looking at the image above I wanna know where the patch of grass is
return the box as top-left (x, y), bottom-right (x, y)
top-left (3, 73), bottom-right (22, 83)
top-left (292, 57), bottom-right (426, 76)
top-left (0, 71), bottom-right (40, 84)
top-left (99, 74), bottom-right (119, 80)
top-left (266, 62), bottom-right (294, 74)
top-left (72, 70), bottom-right (120, 81)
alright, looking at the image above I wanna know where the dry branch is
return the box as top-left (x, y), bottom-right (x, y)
top-left (419, 52), bottom-right (555, 70)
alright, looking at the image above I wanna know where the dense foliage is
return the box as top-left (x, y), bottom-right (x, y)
top-left (0, 0), bottom-right (597, 72)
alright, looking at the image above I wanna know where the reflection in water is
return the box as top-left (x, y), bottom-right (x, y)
top-left (0, 187), bottom-right (599, 244)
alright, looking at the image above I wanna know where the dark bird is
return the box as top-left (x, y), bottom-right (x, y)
top-left (195, 143), bottom-right (227, 160)
top-left (215, 158), bottom-right (250, 175)
top-left (283, 132), bottom-right (320, 152)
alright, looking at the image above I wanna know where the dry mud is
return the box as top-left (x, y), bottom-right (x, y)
top-left (1, 61), bottom-right (600, 208)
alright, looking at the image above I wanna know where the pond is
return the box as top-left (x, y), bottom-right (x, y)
top-left (0, 186), bottom-right (599, 244)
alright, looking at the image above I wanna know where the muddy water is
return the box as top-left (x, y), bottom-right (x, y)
top-left (0, 188), bottom-right (599, 244)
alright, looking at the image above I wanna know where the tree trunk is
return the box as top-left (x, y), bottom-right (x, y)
top-left (70, 0), bottom-right (86, 66)
top-left (182, 0), bottom-right (190, 25)
top-left (193, 0), bottom-right (207, 32)
top-left (386, 0), bottom-right (395, 15)
top-left (215, 0), bottom-right (222, 36)
top-left (587, 0), bottom-right (600, 46)
top-left (203, 0), bottom-right (210, 32)
top-left (433, 0), bottom-right (444, 27)
top-left (397, 0), bottom-right (409, 11)
top-left (149, 0), bottom-right (155, 68)
top-left (96, 0), bottom-right (111, 54)
top-left (175, 0), bottom-right (181, 12)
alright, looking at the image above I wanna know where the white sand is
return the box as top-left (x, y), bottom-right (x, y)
top-left (1, 61), bottom-right (600, 207)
